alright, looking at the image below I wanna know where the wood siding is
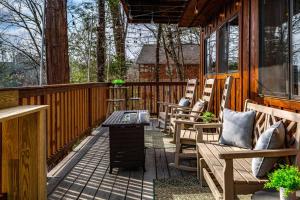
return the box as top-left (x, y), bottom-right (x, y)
top-left (198, 0), bottom-right (300, 114)
top-left (0, 83), bottom-right (109, 168)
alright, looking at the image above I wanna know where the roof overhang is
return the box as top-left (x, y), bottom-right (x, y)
top-left (120, 0), bottom-right (189, 24)
top-left (120, 0), bottom-right (236, 27)
top-left (179, 0), bottom-right (236, 27)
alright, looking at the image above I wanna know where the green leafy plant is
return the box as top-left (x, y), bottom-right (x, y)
top-left (264, 165), bottom-right (300, 197)
top-left (112, 79), bottom-right (125, 86)
top-left (202, 111), bottom-right (215, 123)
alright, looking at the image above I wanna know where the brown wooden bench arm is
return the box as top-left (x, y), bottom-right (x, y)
top-left (218, 148), bottom-right (298, 159)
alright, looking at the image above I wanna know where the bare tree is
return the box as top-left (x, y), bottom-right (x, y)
top-left (108, 0), bottom-right (128, 79)
top-left (97, 0), bottom-right (105, 82)
top-left (155, 24), bottom-right (162, 83)
top-left (0, 0), bottom-right (44, 84)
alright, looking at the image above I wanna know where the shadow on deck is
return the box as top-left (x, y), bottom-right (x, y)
top-left (47, 120), bottom-right (192, 200)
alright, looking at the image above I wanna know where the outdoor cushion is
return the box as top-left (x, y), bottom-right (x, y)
top-left (190, 100), bottom-right (207, 121)
top-left (219, 108), bottom-right (256, 149)
top-left (252, 121), bottom-right (285, 178)
top-left (178, 98), bottom-right (190, 107)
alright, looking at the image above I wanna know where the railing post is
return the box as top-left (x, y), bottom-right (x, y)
top-left (156, 82), bottom-right (159, 117)
top-left (88, 87), bottom-right (93, 128)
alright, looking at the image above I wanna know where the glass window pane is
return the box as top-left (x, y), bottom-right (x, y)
top-left (228, 17), bottom-right (239, 72)
top-left (292, 0), bottom-right (300, 96)
top-left (218, 24), bottom-right (228, 73)
top-left (205, 32), bottom-right (216, 74)
top-left (259, 0), bottom-right (289, 97)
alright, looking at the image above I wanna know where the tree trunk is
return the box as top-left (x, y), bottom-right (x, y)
top-left (162, 31), bottom-right (172, 82)
top-left (45, 0), bottom-right (70, 84)
top-left (166, 26), bottom-right (184, 81)
top-left (155, 24), bottom-right (162, 82)
top-left (97, 0), bottom-right (106, 82)
top-left (109, 1), bottom-right (127, 79)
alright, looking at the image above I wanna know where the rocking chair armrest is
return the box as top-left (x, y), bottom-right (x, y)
top-left (218, 148), bottom-right (298, 160)
top-left (157, 101), bottom-right (176, 106)
top-left (193, 123), bottom-right (223, 130)
top-left (173, 114), bottom-right (196, 118)
top-left (173, 119), bottom-right (204, 125)
top-left (168, 104), bottom-right (190, 109)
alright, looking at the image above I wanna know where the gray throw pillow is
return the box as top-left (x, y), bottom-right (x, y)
top-left (178, 98), bottom-right (190, 107)
top-left (219, 108), bottom-right (256, 149)
top-left (252, 121), bottom-right (285, 178)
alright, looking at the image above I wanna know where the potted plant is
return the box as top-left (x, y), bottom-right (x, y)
top-left (112, 79), bottom-right (125, 87)
top-left (202, 111), bottom-right (215, 123)
top-left (264, 165), bottom-right (300, 200)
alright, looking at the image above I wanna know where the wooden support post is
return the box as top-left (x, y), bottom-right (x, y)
top-left (45, 0), bottom-right (70, 84)
top-left (223, 159), bottom-right (234, 200)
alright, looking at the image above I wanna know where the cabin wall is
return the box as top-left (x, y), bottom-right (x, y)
top-left (139, 64), bottom-right (199, 82)
top-left (199, 0), bottom-right (300, 113)
top-left (199, 0), bottom-right (300, 114)
top-left (199, 0), bottom-right (244, 115)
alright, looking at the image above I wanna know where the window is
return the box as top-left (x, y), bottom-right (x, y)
top-left (259, 0), bottom-right (300, 98)
top-left (218, 16), bottom-right (239, 73)
top-left (260, 0), bottom-right (289, 97)
top-left (205, 32), bottom-right (217, 74)
top-left (292, 0), bottom-right (300, 96)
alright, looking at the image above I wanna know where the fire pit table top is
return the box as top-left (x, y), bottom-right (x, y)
top-left (102, 110), bottom-right (150, 127)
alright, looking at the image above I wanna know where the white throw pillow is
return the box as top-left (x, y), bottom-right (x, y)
top-left (190, 100), bottom-right (207, 121)
top-left (219, 108), bottom-right (256, 149)
top-left (252, 121), bottom-right (285, 178)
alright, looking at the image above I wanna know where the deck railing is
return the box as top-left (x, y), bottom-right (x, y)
top-left (1, 81), bottom-right (198, 169)
top-left (122, 82), bottom-right (200, 115)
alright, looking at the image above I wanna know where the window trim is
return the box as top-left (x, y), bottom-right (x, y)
top-left (258, 0), bottom-right (300, 100)
top-left (204, 14), bottom-right (240, 76)
top-left (204, 32), bottom-right (217, 75)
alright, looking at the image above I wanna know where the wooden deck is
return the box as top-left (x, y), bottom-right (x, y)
top-left (47, 120), bottom-right (192, 200)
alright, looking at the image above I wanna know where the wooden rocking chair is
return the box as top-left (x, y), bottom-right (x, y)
top-left (168, 78), bottom-right (216, 142)
top-left (169, 76), bottom-right (233, 171)
top-left (157, 79), bottom-right (198, 132)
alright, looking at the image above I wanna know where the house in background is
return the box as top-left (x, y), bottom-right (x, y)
top-left (135, 44), bottom-right (199, 81)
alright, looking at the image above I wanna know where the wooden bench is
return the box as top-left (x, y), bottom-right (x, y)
top-left (195, 100), bottom-right (300, 200)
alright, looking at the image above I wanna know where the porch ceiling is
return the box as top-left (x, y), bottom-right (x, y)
top-left (120, 0), bottom-right (189, 24)
top-left (120, 0), bottom-right (235, 26)
top-left (179, 0), bottom-right (235, 27)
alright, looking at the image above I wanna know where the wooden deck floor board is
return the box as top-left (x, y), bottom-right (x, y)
top-left (48, 122), bottom-right (192, 200)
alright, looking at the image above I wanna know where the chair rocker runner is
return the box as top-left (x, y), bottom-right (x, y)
top-left (157, 79), bottom-right (198, 132)
top-left (169, 76), bottom-right (233, 171)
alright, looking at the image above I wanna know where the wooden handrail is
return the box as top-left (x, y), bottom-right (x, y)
top-left (0, 81), bottom-right (199, 169)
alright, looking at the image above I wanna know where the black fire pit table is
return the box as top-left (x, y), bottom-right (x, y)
top-left (102, 110), bottom-right (150, 173)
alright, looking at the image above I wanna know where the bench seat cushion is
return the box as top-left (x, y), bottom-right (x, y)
top-left (197, 142), bottom-right (268, 187)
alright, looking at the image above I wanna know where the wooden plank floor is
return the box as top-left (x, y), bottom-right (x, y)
top-left (48, 120), bottom-right (192, 200)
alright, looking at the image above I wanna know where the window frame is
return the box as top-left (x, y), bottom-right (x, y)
top-left (258, 0), bottom-right (300, 100)
top-left (204, 32), bottom-right (217, 75)
top-left (204, 14), bottom-right (240, 76)
top-left (218, 15), bottom-right (240, 74)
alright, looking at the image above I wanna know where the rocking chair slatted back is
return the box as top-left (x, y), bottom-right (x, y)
top-left (217, 76), bottom-right (233, 136)
top-left (201, 78), bottom-right (215, 112)
top-left (184, 79), bottom-right (198, 106)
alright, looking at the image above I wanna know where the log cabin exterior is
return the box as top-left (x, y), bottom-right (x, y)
top-left (182, 0), bottom-right (300, 116)
top-left (2, 0), bottom-right (300, 199)
top-left (122, 0), bottom-right (300, 116)
top-left (136, 44), bottom-right (200, 81)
